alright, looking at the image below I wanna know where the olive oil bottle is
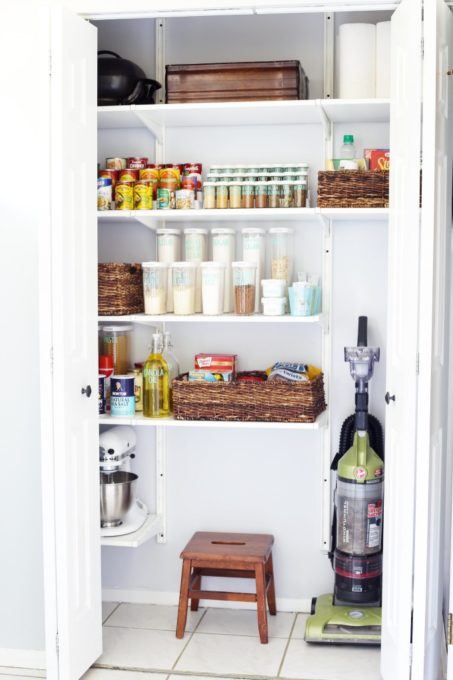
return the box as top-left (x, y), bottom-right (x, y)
top-left (143, 332), bottom-right (170, 418)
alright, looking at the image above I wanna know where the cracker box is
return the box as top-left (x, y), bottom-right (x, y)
top-left (364, 149), bottom-right (390, 171)
top-left (194, 353), bottom-right (237, 376)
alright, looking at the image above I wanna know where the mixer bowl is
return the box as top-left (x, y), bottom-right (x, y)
top-left (100, 471), bottom-right (138, 527)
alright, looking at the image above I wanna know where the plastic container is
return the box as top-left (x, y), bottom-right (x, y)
top-left (232, 261), bottom-right (257, 315)
top-left (200, 262), bottom-right (226, 315)
top-left (101, 325), bottom-right (132, 375)
top-left (211, 228), bottom-right (235, 312)
top-left (241, 181), bottom-right (255, 209)
top-left (142, 262), bottom-right (168, 315)
top-left (184, 228), bottom-right (208, 313)
top-left (262, 278), bottom-right (286, 298)
top-left (171, 262), bottom-right (197, 315)
top-left (215, 182), bottom-right (229, 209)
top-left (269, 227), bottom-right (294, 286)
top-left (261, 297), bottom-right (286, 316)
top-left (340, 134), bottom-right (356, 159)
top-left (203, 182), bottom-right (216, 208)
top-left (242, 227), bottom-right (266, 313)
top-left (336, 478), bottom-right (384, 555)
top-left (156, 228), bottom-right (181, 312)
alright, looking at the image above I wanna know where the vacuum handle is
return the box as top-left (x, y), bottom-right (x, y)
top-left (357, 316), bottom-right (368, 347)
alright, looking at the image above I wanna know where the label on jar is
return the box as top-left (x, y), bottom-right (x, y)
top-left (110, 376), bottom-right (135, 416)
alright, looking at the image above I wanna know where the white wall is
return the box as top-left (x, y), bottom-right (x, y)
top-left (0, 8), bottom-right (46, 660)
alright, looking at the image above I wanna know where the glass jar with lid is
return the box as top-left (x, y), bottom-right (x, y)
top-left (101, 325), bottom-right (133, 374)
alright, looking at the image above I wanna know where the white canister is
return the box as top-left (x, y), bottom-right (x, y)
top-left (211, 228), bottom-right (235, 313)
top-left (183, 228), bottom-right (208, 313)
top-left (171, 262), bottom-right (197, 315)
top-left (242, 227), bottom-right (266, 313)
top-left (142, 262), bottom-right (168, 315)
top-left (261, 297), bottom-right (287, 316)
top-left (200, 262), bottom-right (226, 315)
top-left (156, 228), bottom-right (181, 312)
top-left (261, 278), bottom-right (286, 298)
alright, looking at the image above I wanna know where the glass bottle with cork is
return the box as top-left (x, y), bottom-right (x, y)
top-left (143, 332), bottom-right (170, 418)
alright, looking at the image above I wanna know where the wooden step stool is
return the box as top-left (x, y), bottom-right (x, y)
top-left (176, 531), bottom-right (276, 644)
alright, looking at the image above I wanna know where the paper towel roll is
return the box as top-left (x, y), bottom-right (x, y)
top-left (337, 23), bottom-right (376, 99)
top-left (376, 21), bottom-right (391, 98)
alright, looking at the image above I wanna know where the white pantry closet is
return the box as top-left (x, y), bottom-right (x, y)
top-left (3, 1), bottom-right (452, 679)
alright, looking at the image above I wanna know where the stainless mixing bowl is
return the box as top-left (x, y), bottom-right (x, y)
top-left (100, 471), bottom-right (138, 527)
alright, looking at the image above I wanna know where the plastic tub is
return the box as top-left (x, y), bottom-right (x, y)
top-left (261, 297), bottom-right (287, 316)
top-left (261, 278), bottom-right (286, 298)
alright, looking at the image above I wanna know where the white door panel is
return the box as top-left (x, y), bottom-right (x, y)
top-left (49, 8), bottom-right (100, 680)
top-left (413, 1), bottom-right (453, 679)
top-left (381, 1), bottom-right (422, 679)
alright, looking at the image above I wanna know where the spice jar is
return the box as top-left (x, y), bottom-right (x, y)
top-left (241, 181), bottom-right (255, 209)
top-left (279, 181), bottom-right (294, 208)
top-left (254, 182), bottom-right (268, 209)
top-left (242, 228), bottom-right (266, 313)
top-left (215, 182), bottom-right (229, 209)
top-left (101, 325), bottom-right (132, 374)
top-left (157, 228), bottom-right (181, 312)
top-left (268, 182), bottom-right (280, 209)
top-left (211, 228), bottom-right (235, 313)
top-left (203, 182), bottom-right (216, 209)
top-left (229, 182), bottom-right (242, 209)
top-left (269, 227), bottom-right (294, 287)
top-left (232, 261), bottom-right (257, 315)
top-left (184, 228), bottom-right (208, 313)
top-left (293, 177), bottom-right (308, 208)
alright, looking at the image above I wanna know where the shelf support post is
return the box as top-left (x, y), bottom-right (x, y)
top-left (155, 18), bottom-right (166, 105)
top-left (323, 12), bottom-right (334, 99)
top-left (321, 218), bottom-right (332, 553)
top-left (319, 102), bottom-right (333, 165)
top-left (155, 425), bottom-right (167, 543)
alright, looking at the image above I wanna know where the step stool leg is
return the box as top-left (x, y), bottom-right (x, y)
top-left (266, 553), bottom-right (277, 616)
top-left (176, 559), bottom-right (192, 638)
top-left (191, 568), bottom-right (201, 611)
top-left (255, 562), bottom-right (268, 644)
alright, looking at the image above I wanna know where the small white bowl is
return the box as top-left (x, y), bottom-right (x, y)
top-left (261, 297), bottom-right (287, 316)
top-left (261, 279), bottom-right (286, 298)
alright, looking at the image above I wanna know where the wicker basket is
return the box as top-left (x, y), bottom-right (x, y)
top-left (172, 372), bottom-right (326, 423)
top-left (98, 263), bottom-right (144, 315)
top-left (317, 170), bottom-right (389, 208)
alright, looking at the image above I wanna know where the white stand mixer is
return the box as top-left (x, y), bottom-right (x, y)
top-left (99, 426), bottom-right (148, 537)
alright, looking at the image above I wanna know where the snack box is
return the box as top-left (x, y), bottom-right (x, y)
top-left (188, 369), bottom-right (234, 382)
top-left (194, 353), bottom-right (237, 375)
top-left (364, 149), bottom-right (390, 171)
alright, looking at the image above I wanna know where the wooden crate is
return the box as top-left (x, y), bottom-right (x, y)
top-left (165, 60), bottom-right (309, 103)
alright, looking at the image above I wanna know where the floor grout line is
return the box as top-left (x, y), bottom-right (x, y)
top-left (276, 613), bottom-right (298, 678)
top-left (102, 602), bottom-right (122, 625)
top-left (170, 608), bottom-right (208, 671)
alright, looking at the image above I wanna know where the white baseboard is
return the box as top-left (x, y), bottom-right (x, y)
top-left (0, 649), bottom-right (45, 670)
top-left (102, 588), bottom-right (311, 613)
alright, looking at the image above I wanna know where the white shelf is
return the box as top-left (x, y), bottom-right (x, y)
top-left (98, 312), bottom-right (324, 325)
top-left (100, 513), bottom-right (162, 548)
top-left (99, 412), bottom-right (326, 430)
top-left (97, 99), bottom-right (390, 134)
top-left (320, 208), bottom-right (389, 221)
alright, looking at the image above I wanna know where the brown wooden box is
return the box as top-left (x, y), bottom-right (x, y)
top-left (165, 61), bottom-right (309, 103)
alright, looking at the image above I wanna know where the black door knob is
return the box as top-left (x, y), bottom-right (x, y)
top-left (81, 385), bottom-right (92, 398)
top-left (385, 392), bottom-right (395, 404)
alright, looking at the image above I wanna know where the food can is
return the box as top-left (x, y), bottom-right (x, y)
top-left (159, 166), bottom-right (181, 184)
top-left (181, 175), bottom-right (198, 191)
top-left (106, 157), bottom-right (127, 170)
top-left (127, 157), bottom-right (148, 169)
top-left (139, 166), bottom-right (159, 181)
top-left (119, 168), bottom-right (139, 182)
top-left (98, 375), bottom-right (106, 414)
top-left (175, 189), bottom-right (195, 209)
top-left (134, 180), bottom-right (153, 210)
top-left (184, 163), bottom-right (202, 176)
top-left (159, 177), bottom-right (179, 191)
top-left (99, 169), bottom-right (119, 199)
top-left (97, 177), bottom-right (112, 211)
top-left (133, 365), bottom-right (143, 411)
top-left (110, 375), bottom-right (135, 416)
top-left (157, 187), bottom-right (172, 210)
top-left (115, 181), bottom-right (134, 210)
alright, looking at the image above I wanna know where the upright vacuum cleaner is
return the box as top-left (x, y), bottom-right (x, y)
top-left (305, 316), bottom-right (384, 644)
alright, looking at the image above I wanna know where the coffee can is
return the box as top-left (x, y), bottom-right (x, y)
top-left (110, 375), bottom-right (135, 416)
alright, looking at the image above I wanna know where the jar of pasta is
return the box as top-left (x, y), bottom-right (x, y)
top-left (269, 227), bottom-right (294, 287)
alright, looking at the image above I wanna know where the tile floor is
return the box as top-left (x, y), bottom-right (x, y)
top-left (0, 603), bottom-right (381, 680)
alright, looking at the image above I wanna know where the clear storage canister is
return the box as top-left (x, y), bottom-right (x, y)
top-left (232, 261), bottom-right (257, 315)
top-left (200, 262), bottom-right (226, 315)
top-left (293, 176), bottom-right (308, 208)
top-left (241, 180), bottom-right (255, 209)
top-left (184, 228), bottom-right (208, 313)
top-left (101, 325), bottom-right (132, 375)
top-left (215, 182), bottom-right (229, 209)
top-left (142, 262), bottom-right (168, 315)
top-left (157, 228), bottom-right (181, 312)
top-left (242, 227), bottom-right (266, 313)
top-left (171, 262), bottom-right (197, 315)
top-left (203, 182), bottom-right (216, 209)
top-left (211, 227), bottom-right (235, 312)
top-left (229, 182), bottom-right (242, 209)
top-left (269, 227), bottom-right (294, 287)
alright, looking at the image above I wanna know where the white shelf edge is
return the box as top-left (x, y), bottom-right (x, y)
top-left (98, 312), bottom-right (324, 325)
top-left (99, 411), bottom-right (327, 430)
top-left (100, 513), bottom-right (162, 548)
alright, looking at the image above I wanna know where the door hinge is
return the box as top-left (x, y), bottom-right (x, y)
top-left (448, 613), bottom-right (453, 645)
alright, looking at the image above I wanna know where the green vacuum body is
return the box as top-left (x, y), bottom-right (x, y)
top-left (305, 316), bottom-right (384, 645)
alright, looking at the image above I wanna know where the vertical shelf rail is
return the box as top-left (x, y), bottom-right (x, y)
top-left (321, 216), bottom-right (333, 552)
top-left (155, 18), bottom-right (166, 105)
top-left (323, 12), bottom-right (334, 99)
top-left (155, 425), bottom-right (167, 543)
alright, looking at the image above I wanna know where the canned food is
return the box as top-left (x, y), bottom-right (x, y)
top-left (99, 169), bottom-right (119, 199)
top-left (139, 166), bottom-right (159, 181)
top-left (175, 189), bottom-right (195, 209)
top-left (97, 177), bottom-right (112, 211)
top-left (127, 157), bottom-right (148, 169)
top-left (110, 375), bottom-right (135, 416)
top-left (183, 163), bottom-right (202, 176)
top-left (159, 166), bottom-right (180, 184)
top-left (159, 177), bottom-right (179, 192)
top-left (115, 181), bottom-right (134, 210)
top-left (106, 157), bottom-right (127, 170)
top-left (134, 180), bottom-right (153, 210)
top-left (157, 187), bottom-right (172, 210)
top-left (181, 175), bottom-right (199, 191)
top-left (119, 168), bottom-right (139, 182)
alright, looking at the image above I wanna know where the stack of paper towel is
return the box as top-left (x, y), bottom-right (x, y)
top-left (336, 22), bottom-right (391, 99)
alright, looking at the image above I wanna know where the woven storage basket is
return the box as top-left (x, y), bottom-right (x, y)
top-left (98, 263), bottom-right (144, 315)
top-left (317, 170), bottom-right (389, 208)
top-left (172, 372), bottom-right (326, 423)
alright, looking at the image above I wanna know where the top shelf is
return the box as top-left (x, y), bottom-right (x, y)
top-left (97, 99), bottom-right (390, 136)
